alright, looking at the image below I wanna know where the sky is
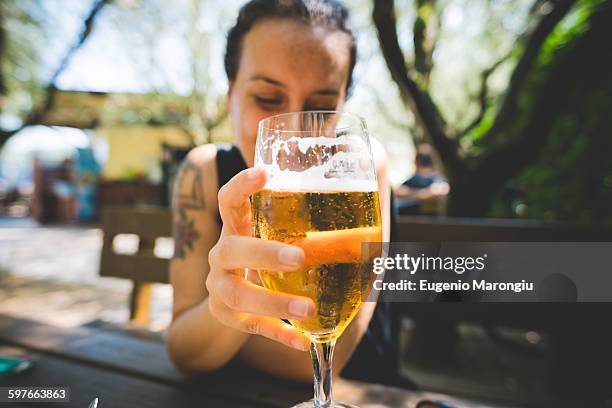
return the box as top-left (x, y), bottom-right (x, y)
top-left (54, 0), bottom-right (245, 95)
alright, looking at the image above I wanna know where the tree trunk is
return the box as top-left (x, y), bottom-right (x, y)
top-left (447, 174), bottom-right (500, 217)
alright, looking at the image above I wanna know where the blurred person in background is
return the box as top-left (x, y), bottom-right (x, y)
top-left (396, 143), bottom-right (449, 216)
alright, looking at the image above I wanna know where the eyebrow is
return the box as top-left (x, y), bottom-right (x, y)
top-left (250, 75), bottom-right (286, 87)
top-left (249, 75), bottom-right (340, 96)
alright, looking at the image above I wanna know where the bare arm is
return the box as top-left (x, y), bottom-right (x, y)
top-left (396, 181), bottom-right (449, 201)
top-left (166, 147), bottom-right (251, 373)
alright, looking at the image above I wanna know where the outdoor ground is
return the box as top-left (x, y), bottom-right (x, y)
top-left (0, 216), bottom-right (172, 331)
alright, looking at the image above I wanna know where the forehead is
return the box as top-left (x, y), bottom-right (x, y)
top-left (238, 18), bottom-right (351, 87)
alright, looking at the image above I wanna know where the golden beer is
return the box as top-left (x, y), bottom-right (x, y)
top-left (252, 189), bottom-right (382, 343)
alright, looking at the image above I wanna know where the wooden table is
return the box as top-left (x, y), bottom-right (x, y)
top-left (0, 315), bottom-right (515, 408)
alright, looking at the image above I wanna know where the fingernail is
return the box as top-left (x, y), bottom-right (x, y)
top-left (247, 167), bottom-right (261, 180)
top-left (292, 338), bottom-right (309, 351)
top-left (278, 247), bottom-right (304, 267)
top-left (289, 299), bottom-right (312, 318)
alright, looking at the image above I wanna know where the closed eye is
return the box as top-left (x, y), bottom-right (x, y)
top-left (304, 104), bottom-right (336, 111)
top-left (304, 95), bottom-right (339, 112)
top-left (255, 96), bottom-right (283, 108)
top-left (304, 100), bottom-right (338, 111)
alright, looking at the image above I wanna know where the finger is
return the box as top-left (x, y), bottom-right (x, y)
top-left (218, 167), bottom-right (266, 234)
top-left (209, 298), bottom-right (310, 351)
top-left (211, 272), bottom-right (315, 320)
top-left (210, 235), bottom-right (305, 271)
top-left (239, 314), bottom-right (311, 352)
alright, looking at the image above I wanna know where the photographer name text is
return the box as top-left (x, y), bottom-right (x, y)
top-left (373, 279), bottom-right (534, 293)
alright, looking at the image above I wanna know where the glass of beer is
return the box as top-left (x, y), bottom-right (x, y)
top-left (251, 111), bottom-right (382, 408)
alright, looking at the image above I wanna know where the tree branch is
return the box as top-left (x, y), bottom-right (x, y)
top-left (372, 0), bottom-right (462, 173)
top-left (364, 83), bottom-right (414, 133)
top-left (202, 108), bottom-right (228, 143)
top-left (0, 0), bottom-right (110, 146)
top-left (0, 5), bottom-right (6, 99)
top-left (177, 125), bottom-right (198, 146)
top-left (487, 0), bottom-right (576, 138)
top-left (413, 0), bottom-right (438, 88)
top-left (480, 0), bottom-right (611, 186)
top-left (459, 53), bottom-right (511, 138)
top-left (375, 100), bottom-right (415, 133)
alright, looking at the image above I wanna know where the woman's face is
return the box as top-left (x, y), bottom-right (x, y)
top-left (228, 18), bottom-right (352, 167)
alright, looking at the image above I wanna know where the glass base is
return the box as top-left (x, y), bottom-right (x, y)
top-left (292, 400), bottom-right (359, 408)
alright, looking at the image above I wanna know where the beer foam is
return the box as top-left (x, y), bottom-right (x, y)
top-left (257, 134), bottom-right (378, 192)
top-left (264, 173), bottom-right (378, 192)
top-left (289, 134), bottom-right (365, 154)
top-left (262, 160), bottom-right (379, 192)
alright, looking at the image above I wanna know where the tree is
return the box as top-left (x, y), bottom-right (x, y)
top-left (0, 0), bottom-right (110, 147)
top-left (372, 0), bottom-right (612, 217)
top-left (107, 0), bottom-right (230, 145)
top-left (0, 6), bottom-right (6, 101)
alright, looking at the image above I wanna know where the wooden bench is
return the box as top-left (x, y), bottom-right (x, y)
top-left (396, 215), bottom-right (612, 242)
top-left (99, 206), bottom-right (172, 326)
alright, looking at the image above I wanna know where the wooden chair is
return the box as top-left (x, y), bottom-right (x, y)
top-left (99, 206), bottom-right (172, 326)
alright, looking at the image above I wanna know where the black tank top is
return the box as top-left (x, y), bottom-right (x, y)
top-left (214, 143), bottom-right (413, 388)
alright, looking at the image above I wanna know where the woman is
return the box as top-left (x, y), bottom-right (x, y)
top-left (166, 0), bottom-right (402, 386)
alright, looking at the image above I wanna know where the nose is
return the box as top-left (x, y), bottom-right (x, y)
top-left (287, 97), bottom-right (307, 113)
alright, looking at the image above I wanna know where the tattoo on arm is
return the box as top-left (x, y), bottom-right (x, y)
top-left (173, 159), bottom-right (205, 259)
top-left (173, 207), bottom-right (201, 259)
top-left (173, 159), bottom-right (206, 210)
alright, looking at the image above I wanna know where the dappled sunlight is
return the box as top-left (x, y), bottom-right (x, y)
top-left (0, 222), bottom-right (172, 330)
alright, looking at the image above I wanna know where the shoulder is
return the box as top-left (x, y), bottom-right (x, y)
top-left (173, 144), bottom-right (219, 213)
top-left (185, 143), bottom-right (217, 166)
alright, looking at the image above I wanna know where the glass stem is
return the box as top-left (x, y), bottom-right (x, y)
top-left (310, 340), bottom-right (336, 408)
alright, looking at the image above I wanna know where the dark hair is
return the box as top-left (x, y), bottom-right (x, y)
top-left (224, 0), bottom-right (357, 95)
top-left (415, 143), bottom-right (434, 168)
